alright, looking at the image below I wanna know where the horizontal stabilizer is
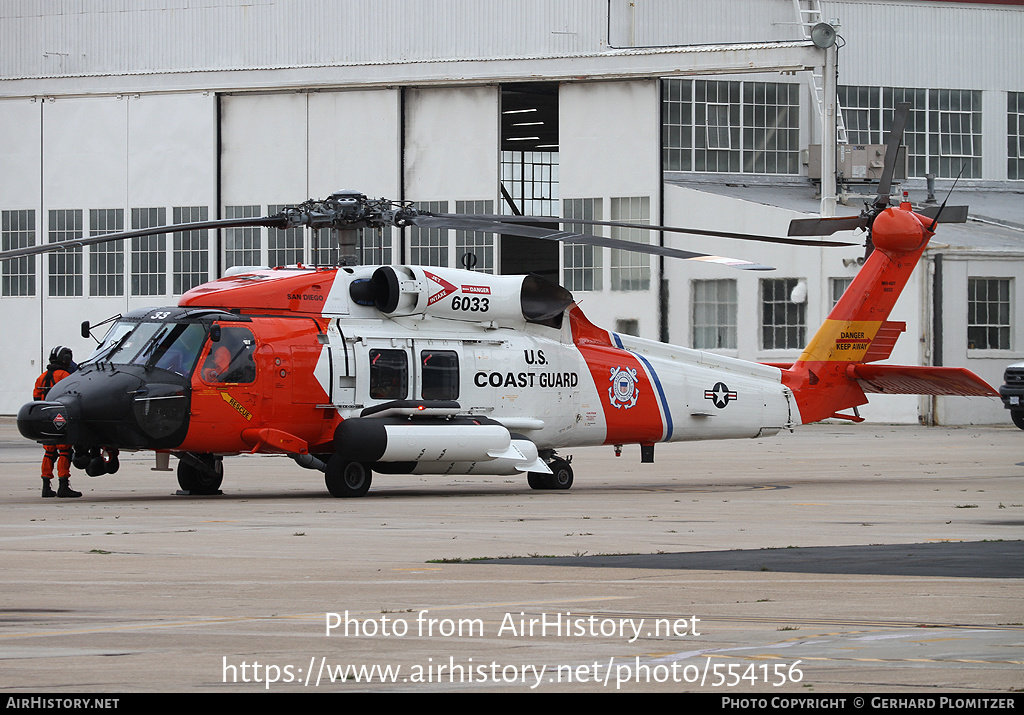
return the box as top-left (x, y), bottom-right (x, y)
top-left (862, 321), bottom-right (906, 363)
top-left (847, 365), bottom-right (998, 397)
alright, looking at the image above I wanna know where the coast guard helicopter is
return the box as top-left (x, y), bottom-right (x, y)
top-left (5, 104), bottom-right (997, 497)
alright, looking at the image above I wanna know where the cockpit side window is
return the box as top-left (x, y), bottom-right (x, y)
top-left (151, 323), bottom-right (206, 377)
top-left (369, 349), bottom-right (408, 400)
top-left (200, 326), bottom-right (257, 384)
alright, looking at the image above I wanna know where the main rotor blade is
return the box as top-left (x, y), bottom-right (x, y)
top-left (433, 213), bottom-right (855, 248)
top-left (0, 216), bottom-right (287, 262)
top-left (409, 214), bottom-right (774, 270)
top-left (875, 102), bottom-right (911, 209)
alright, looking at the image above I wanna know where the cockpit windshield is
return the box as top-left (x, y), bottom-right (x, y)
top-left (83, 320), bottom-right (208, 377)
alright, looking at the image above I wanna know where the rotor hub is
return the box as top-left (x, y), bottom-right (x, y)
top-left (871, 207), bottom-right (928, 255)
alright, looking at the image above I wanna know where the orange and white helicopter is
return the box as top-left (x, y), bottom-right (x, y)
top-left (5, 104), bottom-right (997, 497)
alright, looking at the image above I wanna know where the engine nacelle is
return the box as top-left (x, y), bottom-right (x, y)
top-left (333, 415), bottom-right (547, 474)
top-left (350, 265), bottom-right (572, 327)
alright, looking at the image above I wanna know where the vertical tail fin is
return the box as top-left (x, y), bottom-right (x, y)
top-left (782, 201), bottom-right (933, 424)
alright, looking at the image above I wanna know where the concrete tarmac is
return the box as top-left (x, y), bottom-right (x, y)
top-left (0, 419), bottom-right (1022, 693)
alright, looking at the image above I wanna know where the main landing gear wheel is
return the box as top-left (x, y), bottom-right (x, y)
top-left (176, 454), bottom-right (224, 495)
top-left (325, 456), bottom-right (372, 498)
top-left (528, 457), bottom-right (573, 491)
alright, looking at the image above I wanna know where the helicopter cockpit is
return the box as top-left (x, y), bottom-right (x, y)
top-left (19, 307), bottom-right (252, 451)
top-left (85, 318), bottom-right (208, 378)
top-left (82, 308), bottom-right (257, 380)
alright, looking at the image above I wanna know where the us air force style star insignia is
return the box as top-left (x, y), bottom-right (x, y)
top-left (608, 366), bottom-right (639, 409)
top-left (704, 381), bottom-right (737, 409)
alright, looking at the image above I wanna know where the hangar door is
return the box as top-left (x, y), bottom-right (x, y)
top-left (219, 90), bottom-right (402, 269)
top-left (404, 86), bottom-right (500, 272)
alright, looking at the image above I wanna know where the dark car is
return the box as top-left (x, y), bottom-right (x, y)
top-left (1000, 362), bottom-right (1024, 430)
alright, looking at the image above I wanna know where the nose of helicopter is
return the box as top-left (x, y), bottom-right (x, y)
top-left (17, 365), bottom-right (192, 450)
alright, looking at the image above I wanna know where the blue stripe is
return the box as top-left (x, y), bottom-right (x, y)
top-left (631, 351), bottom-right (674, 441)
top-left (611, 332), bottom-right (624, 349)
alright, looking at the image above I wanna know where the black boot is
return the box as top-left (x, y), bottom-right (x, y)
top-left (57, 477), bottom-right (81, 498)
top-left (41, 478), bottom-right (56, 498)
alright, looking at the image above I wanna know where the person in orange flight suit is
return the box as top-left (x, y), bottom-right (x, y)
top-left (34, 346), bottom-right (81, 498)
top-left (201, 346), bottom-right (232, 383)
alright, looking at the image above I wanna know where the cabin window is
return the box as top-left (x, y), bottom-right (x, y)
top-left (369, 349), bottom-right (408, 400)
top-left (420, 350), bottom-right (459, 400)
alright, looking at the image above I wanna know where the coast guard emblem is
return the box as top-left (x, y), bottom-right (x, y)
top-left (608, 366), bottom-right (639, 409)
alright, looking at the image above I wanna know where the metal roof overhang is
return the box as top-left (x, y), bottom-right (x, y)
top-left (1, 41), bottom-right (824, 98)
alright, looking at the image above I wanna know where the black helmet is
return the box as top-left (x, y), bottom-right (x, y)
top-left (49, 345), bottom-right (73, 368)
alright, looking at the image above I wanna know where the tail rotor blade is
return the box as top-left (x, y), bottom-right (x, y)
top-left (875, 102), bottom-right (911, 209)
top-left (787, 215), bottom-right (867, 237)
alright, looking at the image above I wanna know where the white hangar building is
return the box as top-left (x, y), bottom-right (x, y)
top-left (1, 0), bottom-right (1022, 424)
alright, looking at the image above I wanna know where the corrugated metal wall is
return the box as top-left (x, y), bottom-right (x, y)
top-left (2, 0), bottom-right (610, 80)
top-left (822, 0), bottom-right (1024, 90)
top-left (6, 1), bottom-right (1021, 92)
top-left (612, 0), bottom-right (805, 46)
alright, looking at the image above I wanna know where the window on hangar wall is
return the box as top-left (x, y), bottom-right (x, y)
top-left (562, 198), bottom-right (603, 292)
top-left (967, 277), bottom-right (1012, 351)
top-left (662, 79), bottom-right (800, 175)
top-left (89, 209), bottom-right (125, 297)
top-left (172, 207), bottom-right (209, 295)
top-left (692, 278), bottom-right (737, 350)
top-left (10, 207), bottom-right (217, 299)
top-left (131, 208), bottom-right (167, 296)
top-left (2, 210), bottom-right (36, 297)
top-left (1009, 92), bottom-right (1024, 181)
top-left (761, 277), bottom-right (806, 351)
top-left (48, 209), bottom-right (83, 297)
top-left (839, 86), bottom-right (982, 179)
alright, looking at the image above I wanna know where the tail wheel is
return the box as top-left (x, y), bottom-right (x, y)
top-left (325, 455), bottom-right (372, 498)
top-left (176, 454), bottom-right (224, 495)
